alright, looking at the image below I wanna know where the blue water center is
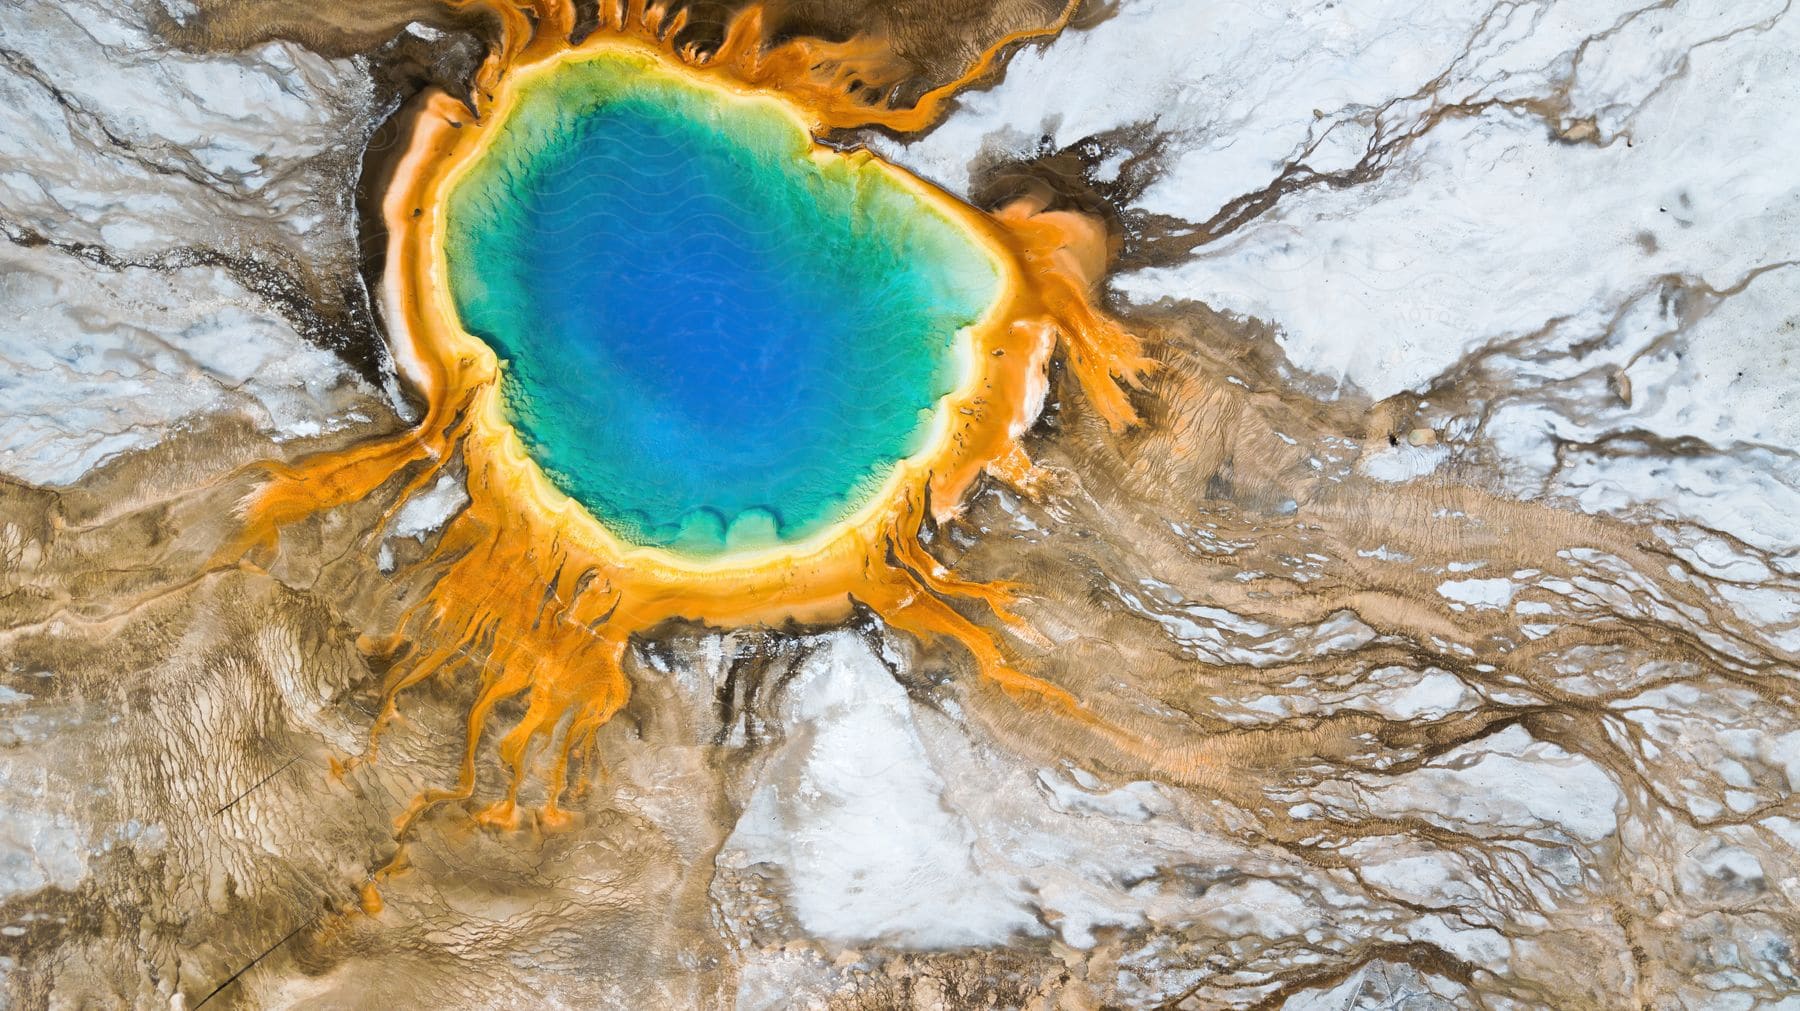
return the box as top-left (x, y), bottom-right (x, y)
top-left (443, 50), bottom-right (1000, 556)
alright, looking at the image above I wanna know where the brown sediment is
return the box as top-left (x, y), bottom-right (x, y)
top-left (937, 294), bottom-right (1800, 813)
top-left (151, 0), bottom-right (486, 57)
top-left (218, 0), bottom-right (1148, 852)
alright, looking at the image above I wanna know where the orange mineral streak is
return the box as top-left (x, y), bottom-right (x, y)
top-left (449, 0), bottom-right (1087, 133)
top-left (996, 189), bottom-right (1160, 432)
top-left (228, 2), bottom-right (1152, 843)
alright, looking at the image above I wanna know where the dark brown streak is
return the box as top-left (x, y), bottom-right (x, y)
top-left (191, 914), bottom-right (319, 1009)
top-left (215, 755), bottom-right (302, 817)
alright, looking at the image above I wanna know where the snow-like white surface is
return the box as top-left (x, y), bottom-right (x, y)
top-left (882, 0), bottom-right (1800, 573)
top-left (1364, 724), bottom-right (1621, 843)
top-left (1282, 960), bottom-right (1470, 1011)
top-left (1357, 442), bottom-right (1448, 483)
top-left (0, 805), bottom-right (86, 904)
top-left (1436, 577), bottom-right (1516, 610)
top-left (719, 633), bottom-right (1038, 948)
top-left (1502, 263), bottom-right (1800, 555)
top-left (1366, 669), bottom-right (1474, 720)
top-left (0, 249), bottom-right (372, 483)
top-left (0, 0), bottom-right (370, 258)
top-left (0, 0), bottom-right (382, 485)
top-left (387, 473), bottom-right (470, 541)
top-left (883, 0), bottom-right (1800, 406)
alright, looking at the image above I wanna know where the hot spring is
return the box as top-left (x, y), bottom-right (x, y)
top-left (441, 49), bottom-right (1003, 557)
